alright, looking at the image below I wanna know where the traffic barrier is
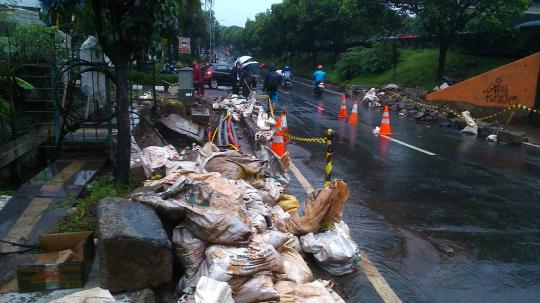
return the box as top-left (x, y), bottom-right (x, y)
top-left (379, 105), bottom-right (393, 135)
top-left (282, 129), bottom-right (334, 187)
top-left (271, 117), bottom-right (286, 157)
top-left (348, 100), bottom-right (358, 125)
top-left (338, 95), bottom-right (348, 118)
top-left (281, 111), bottom-right (289, 143)
top-left (323, 129), bottom-right (334, 187)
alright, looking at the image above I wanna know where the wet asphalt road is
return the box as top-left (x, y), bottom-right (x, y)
top-left (272, 83), bottom-right (540, 303)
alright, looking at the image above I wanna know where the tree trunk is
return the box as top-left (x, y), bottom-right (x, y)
top-left (437, 44), bottom-right (449, 80)
top-left (113, 58), bottom-right (131, 186)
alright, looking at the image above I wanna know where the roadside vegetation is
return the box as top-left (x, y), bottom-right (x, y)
top-left (52, 175), bottom-right (134, 233)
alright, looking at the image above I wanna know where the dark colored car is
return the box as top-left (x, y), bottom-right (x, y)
top-left (204, 64), bottom-right (234, 89)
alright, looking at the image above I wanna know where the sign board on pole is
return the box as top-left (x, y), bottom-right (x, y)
top-left (200, 48), bottom-right (206, 55)
top-left (179, 37), bottom-right (191, 54)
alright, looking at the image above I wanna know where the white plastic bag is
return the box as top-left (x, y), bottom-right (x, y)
top-left (275, 280), bottom-right (342, 303)
top-left (301, 221), bottom-right (360, 276)
top-left (233, 272), bottom-right (280, 303)
top-left (204, 240), bottom-right (284, 282)
top-left (194, 276), bottom-right (234, 303)
top-left (280, 245), bottom-right (313, 284)
top-left (172, 225), bottom-right (207, 277)
top-left (461, 111), bottom-right (478, 135)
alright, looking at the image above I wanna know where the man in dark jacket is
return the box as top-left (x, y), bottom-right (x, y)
top-left (263, 65), bottom-right (280, 105)
top-left (231, 62), bottom-right (242, 95)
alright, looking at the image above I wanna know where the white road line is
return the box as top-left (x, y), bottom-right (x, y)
top-left (379, 135), bottom-right (437, 156)
top-left (291, 79), bottom-right (342, 95)
top-left (523, 141), bottom-right (540, 149)
top-left (279, 89), bottom-right (325, 111)
top-left (288, 159), bottom-right (403, 303)
top-left (289, 160), bottom-right (315, 193)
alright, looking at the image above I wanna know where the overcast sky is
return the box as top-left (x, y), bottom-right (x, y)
top-left (212, 0), bottom-right (282, 27)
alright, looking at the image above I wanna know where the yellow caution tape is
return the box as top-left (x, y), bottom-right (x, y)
top-left (388, 91), bottom-right (539, 122)
top-left (283, 132), bottom-right (326, 144)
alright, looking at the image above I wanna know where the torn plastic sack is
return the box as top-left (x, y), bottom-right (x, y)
top-left (363, 88), bottom-right (380, 106)
top-left (257, 145), bottom-right (290, 186)
top-left (204, 152), bottom-right (265, 181)
top-left (287, 179), bottom-right (349, 235)
top-left (194, 276), bottom-right (235, 303)
top-left (461, 111), bottom-right (478, 135)
top-left (253, 177), bottom-right (285, 207)
top-left (236, 179), bottom-right (273, 218)
top-left (48, 287), bottom-right (116, 303)
top-left (172, 225), bottom-right (207, 277)
top-left (184, 206), bottom-right (252, 245)
top-left (233, 271), bottom-right (280, 303)
top-left (277, 194), bottom-right (300, 214)
top-left (246, 209), bottom-right (268, 233)
top-left (272, 204), bottom-right (291, 233)
top-left (280, 245), bottom-right (313, 284)
top-left (204, 240), bottom-right (284, 282)
top-left (141, 145), bottom-right (181, 177)
top-left (285, 234), bottom-right (303, 253)
top-left (275, 280), bottom-right (344, 303)
top-left (253, 230), bottom-right (289, 249)
top-left (301, 221), bottom-right (361, 276)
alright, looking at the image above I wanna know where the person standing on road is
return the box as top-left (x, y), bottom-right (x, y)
top-left (312, 64), bottom-right (326, 87)
top-left (231, 62), bottom-right (242, 95)
top-left (192, 61), bottom-right (204, 96)
top-left (240, 65), bottom-right (254, 97)
top-left (264, 65), bottom-right (281, 106)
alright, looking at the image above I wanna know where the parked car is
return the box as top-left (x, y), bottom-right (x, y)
top-left (204, 64), bottom-right (234, 89)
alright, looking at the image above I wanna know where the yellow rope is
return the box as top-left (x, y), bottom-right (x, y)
top-left (283, 132), bottom-right (326, 144)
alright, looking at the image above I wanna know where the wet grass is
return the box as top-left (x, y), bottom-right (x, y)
top-left (51, 175), bottom-right (135, 233)
top-left (262, 48), bottom-right (512, 89)
top-left (0, 188), bottom-right (16, 196)
top-left (348, 48), bottom-right (512, 89)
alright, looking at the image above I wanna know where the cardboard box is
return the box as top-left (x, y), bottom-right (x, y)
top-left (16, 231), bottom-right (95, 292)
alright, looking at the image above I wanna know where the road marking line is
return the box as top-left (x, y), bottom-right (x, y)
top-left (379, 135), bottom-right (437, 156)
top-left (288, 159), bottom-right (402, 303)
top-left (360, 254), bottom-right (403, 303)
top-left (289, 160), bottom-right (314, 193)
top-left (523, 141), bottom-right (540, 149)
top-left (279, 89), bottom-right (326, 111)
top-left (291, 79), bottom-right (342, 95)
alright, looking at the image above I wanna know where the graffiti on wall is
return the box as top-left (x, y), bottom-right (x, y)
top-left (483, 77), bottom-right (518, 105)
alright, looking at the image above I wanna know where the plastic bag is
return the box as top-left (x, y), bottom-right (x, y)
top-left (280, 245), bottom-right (313, 284)
top-left (236, 180), bottom-right (273, 218)
top-left (233, 272), bottom-right (280, 303)
top-left (172, 225), bottom-right (207, 277)
top-left (461, 111), bottom-right (478, 135)
top-left (204, 153), bottom-right (264, 181)
top-left (301, 221), bottom-right (360, 276)
top-left (185, 207), bottom-right (252, 245)
top-left (246, 209), bottom-right (268, 233)
top-left (141, 145), bottom-right (181, 177)
top-left (274, 280), bottom-right (342, 303)
top-left (204, 240), bottom-right (284, 282)
top-left (287, 180), bottom-right (349, 235)
top-left (259, 178), bottom-right (284, 205)
top-left (195, 276), bottom-right (234, 303)
top-left (277, 194), bottom-right (300, 214)
top-left (253, 230), bottom-right (290, 249)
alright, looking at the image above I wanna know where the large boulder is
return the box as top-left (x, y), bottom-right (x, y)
top-left (97, 198), bottom-right (172, 293)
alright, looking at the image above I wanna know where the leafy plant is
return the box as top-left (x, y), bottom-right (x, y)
top-left (51, 175), bottom-right (134, 233)
top-left (336, 42), bottom-right (400, 79)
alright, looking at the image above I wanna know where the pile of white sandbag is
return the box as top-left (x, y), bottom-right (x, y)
top-left (129, 142), bottom-right (360, 303)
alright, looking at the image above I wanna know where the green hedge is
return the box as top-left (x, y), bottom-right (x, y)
top-left (129, 70), bottom-right (178, 85)
top-left (335, 42), bottom-right (400, 80)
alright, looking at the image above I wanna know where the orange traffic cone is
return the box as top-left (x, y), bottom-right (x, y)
top-left (272, 117), bottom-right (286, 156)
top-left (378, 105), bottom-right (393, 135)
top-left (281, 110), bottom-right (289, 143)
top-left (337, 95), bottom-right (348, 118)
top-left (348, 100), bottom-right (358, 125)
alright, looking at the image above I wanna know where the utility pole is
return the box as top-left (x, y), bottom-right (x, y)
top-left (206, 0), bottom-right (215, 60)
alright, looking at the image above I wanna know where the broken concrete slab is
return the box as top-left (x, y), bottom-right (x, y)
top-left (496, 130), bottom-right (526, 145)
top-left (156, 114), bottom-right (205, 143)
top-left (190, 108), bottom-right (210, 126)
top-left (97, 198), bottom-right (172, 293)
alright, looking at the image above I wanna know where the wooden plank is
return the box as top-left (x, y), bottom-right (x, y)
top-left (0, 128), bottom-right (50, 168)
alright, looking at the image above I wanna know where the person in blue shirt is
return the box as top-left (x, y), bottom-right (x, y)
top-left (283, 66), bottom-right (293, 79)
top-left (312, 65), bottom-right (326, 87)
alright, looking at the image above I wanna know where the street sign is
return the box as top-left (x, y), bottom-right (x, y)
top-left (179, 37), bottom-right (191, 54)
top-left (200, 48), bottom-right (206, 55)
